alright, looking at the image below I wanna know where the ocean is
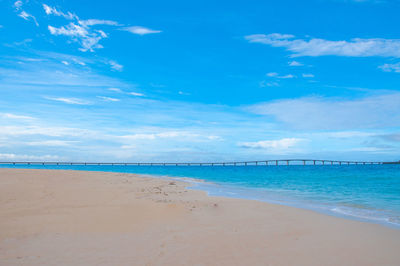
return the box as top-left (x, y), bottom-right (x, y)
top-left (1, 164), bottom-right (399, 228)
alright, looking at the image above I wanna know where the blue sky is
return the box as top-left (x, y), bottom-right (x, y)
top-left (0, 0), bottom-right (400, 162)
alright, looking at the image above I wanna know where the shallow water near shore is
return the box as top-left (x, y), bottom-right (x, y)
top-left (1, 164), bottom-right (400, 228)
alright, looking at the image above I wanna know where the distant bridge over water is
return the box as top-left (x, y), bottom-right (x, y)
top-left (0, 159), bottom-right (399, 166)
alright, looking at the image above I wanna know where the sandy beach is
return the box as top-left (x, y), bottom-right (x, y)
top-left (1, 168), bottom-right (400, 265)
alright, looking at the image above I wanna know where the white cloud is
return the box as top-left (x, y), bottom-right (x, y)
top-left (321, 131), bottom-right (378, 138)
top-left (18, 11), bottom-right (39, 26)
top-left (379, 62), bottom-right (400, 73)
top-left (0, 113), bottom-right (34, 120)
top-left (0, 126), bottom-right (91, 137)
top-left (97, 96), bottom-right (120, 102)
top-left (61, 60), bottom-right (69, 65)
top-left (207, 135), bottom-right (223, 141)
top-left (278, 74), bottom-right (295, 79)
top-left (13, 1), bottom-right (38, 26)
top-left (122, 26), bottom-right (162, 35)
top-left (0, 153), bottom-right (60, 161)
top-left (72, 58), bottom-right (86, 66)
top-left (302, 73), bottom-right (315, 78)
top-left (96, 30), bottom-right (107, 38)
top-left (289, 61), bottom-right (303, 66)
top-left (267, 72), bottom-right (295, 79)
top-left (43, 4), bottom-right (77, 20)
top-left (79, 19), bottom-right (119, 27)
top-left (247, 92), bottom-right (400, 130)
top-left (108, 88), bottom-right (122, 92)
top-left (44, 96), bottom-right (91, 105)
top-left (121, 132), bottom-right (193, 140)
top-left (120, 144), bottom-right (137, 149)
top-left (48, 23), bottom-right (87, 37)
top-left (44, 5), bottom-right (115, 52)
top-left (107, 88), bottom-right (144, 96)
top-left (245, 33), bottom-right (400, 57)
top-left (346, 147), bottom-right (392, 153)
top-left (1, 52), bottom-right (127, 90)
top-left (14, 1), bottom-right (23, 10)
top-left (266, 72), bottom-right (278, 77)
top-left (120, 131), bottom-right (220, 142)
top-left (42, 4), bottom-right (158, 52)
top-left (128, 92), bottom-right (145, 96)
top-left (26, 140), bottom-right (78, 146)
top-left (108, 60), bottom-right (123, 71)
top-left (48, 23), bottom-right (105, 52)
top-left (239, 138), bottom-right (304, 150)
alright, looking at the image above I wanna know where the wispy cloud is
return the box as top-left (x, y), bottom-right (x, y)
top-left (43, 4), bottom-right (112, 52)
top-left (247, 92), bottom-right (400, 130)
top-left (17, 11), bottom-right (39, 26)
top-left (108, 60), bottom-right (123, 71)
top-left (266, 72), bottom-right (278, 77)
top-left (0, 51), bottom-right (126, 88)
top-left (48, 23), bottom-right (87, 37)
top-left (12, 2), bottom-right (160, 52)
top-left (245, 33), bottom-right (400, 57)
top-left (379, 62), bottom-right (400, 73)
top-left (120, 131), bottom-right (220, 142)
top-left (278, 74), bottom-right (295, 79)
top-left (0, 153), bottom-right (60, 161)
top-left (26, 140), bottom-right (78, 146)
top-left (108, 88), bottom-right (123, 92)
top-left (14, 0), bottom-right (23, 10)
top-left (289, 61), bottom-right (303, 66)
top-left (48, 23), bottom-right (105, 52)
top-left (0, 125), bottom-right (93, 137)
top-left (97, 96), bottom-right (120, 102)
top-left (122, 26), bottom-right (162, 35)
top-left (44, 96), bottom-right (91, 105)
top-left (0, 113), bottom-right (34, 120)
top-left (107, 88), bottom-right (144, 96)
top-left (302, 73), bottom-right (315, 78)
top-left (128, 92), bottom-right (145, 96)
top-left (266, 72), bottom-right (295, 79)
top-left (79, 19), bottom-right (120, 27)
top-left (43, 4), bottom-right (77, 20)
top-left (239, 138), bottom-right (305, 152)
top-left (14, 1), bottom-right (38, 26)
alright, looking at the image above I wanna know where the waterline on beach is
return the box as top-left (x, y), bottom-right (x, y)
top-left (1, 164), bottom-right (399, 228)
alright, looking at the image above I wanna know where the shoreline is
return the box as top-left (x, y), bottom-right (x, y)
top-left (2, 164), bottom-right (398, 229)
top-left (1, 168), bottom-right (400, 265)
top-left (185, 179), bottom-right (400, 230)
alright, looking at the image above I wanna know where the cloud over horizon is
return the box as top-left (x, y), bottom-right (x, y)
top-left (239, 138), bottom-right (305, 153)
top-left (248, 92), bottom-right (400, 130)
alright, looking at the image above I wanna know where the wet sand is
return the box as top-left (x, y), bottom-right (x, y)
top-left (1, 168), bottom-right (400, 266)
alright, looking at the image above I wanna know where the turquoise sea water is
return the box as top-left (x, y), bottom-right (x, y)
top-left (2, 164), bottom-right (400, 228)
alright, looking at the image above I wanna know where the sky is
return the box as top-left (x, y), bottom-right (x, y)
top-left (0, 0), bottom-right (400, 162)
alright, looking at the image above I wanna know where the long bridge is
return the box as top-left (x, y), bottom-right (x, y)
top-left (0, 159), bottom-right (398, 166)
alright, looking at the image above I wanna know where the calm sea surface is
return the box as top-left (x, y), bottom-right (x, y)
top-left (2, 164), bottom-right (400, 228)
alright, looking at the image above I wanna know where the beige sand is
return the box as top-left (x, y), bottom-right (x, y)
top-left (0, 168), bottom-right (400, 266)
